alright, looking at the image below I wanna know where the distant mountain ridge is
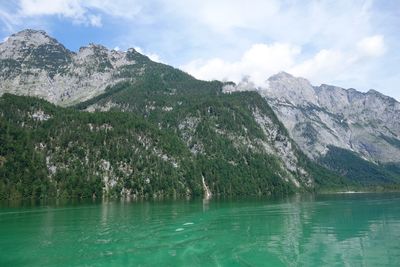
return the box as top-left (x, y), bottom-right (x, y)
top-left (0, 29), bottom-right (151, 106)
top-left (260, 72), bottom-right (400, 164)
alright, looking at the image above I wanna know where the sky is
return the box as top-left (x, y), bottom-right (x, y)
top-left (0, 0), bottom-right (399, 99)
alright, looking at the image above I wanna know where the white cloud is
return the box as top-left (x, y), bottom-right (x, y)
top-left (169, 0), bottom-right (281, 34)
top-left (15, 0), bottom-right (142, 27)
top-left (88, 14), bottom-right (102, 27)
top-left (2, 36), bottom-right (9, 42)
top-left (290, 49), bottom-right (346, 84)
top-left (182, 43), bottom-right (300, 85)
top-left (182, 35), bottom-right (386, 89)
top-left (83, 0), bottom-right (142, 19)
top-left (19, 0), bottom-right (85, 17)
top-left (357, 35), bottom-right (385, 57)
top-left (290, 34), bottom-right (386, 85)
top-left (166, 0), bottom-right (373, 50)
top-left (18, 0), bottom-right (97, 26)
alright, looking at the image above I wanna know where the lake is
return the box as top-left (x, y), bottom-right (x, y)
top-left (1, 193), bottom-right (400, 266)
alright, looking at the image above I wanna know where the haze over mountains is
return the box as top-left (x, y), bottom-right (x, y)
top-left (1, 29), bottom-right (400, 199)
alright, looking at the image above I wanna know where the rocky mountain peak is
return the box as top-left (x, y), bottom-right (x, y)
top-left (367, 89), bottom-right (382, 95)
top-left (267, 71), bottom-right (294, 81)
top-left (86, 43), bottom-right (109, 51)
top-left (8, 29), bottom-right (55, 45)
top-left (0, 29), bottom-right (154, 105)
top-left (77, 43), bottom-right (111, 61)
top-left (366, 89), bottom-right (396, 103)
top-left (261, 71), bottom-right (400, 164)
top-left (264, 72), bottom-right (318, 106)
top-left (0, 29), bottom-right (69, 59)
top-left (0, 29), bottom-right (72, 71)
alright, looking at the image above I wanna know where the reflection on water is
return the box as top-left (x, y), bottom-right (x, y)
top-left (1, 193), bottom-right (400, 266)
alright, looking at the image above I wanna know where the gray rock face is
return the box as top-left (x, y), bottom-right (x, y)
top-left (0, 29), bottom-right (148, 106)
top-left (261, 72), bottom-right (400, 164)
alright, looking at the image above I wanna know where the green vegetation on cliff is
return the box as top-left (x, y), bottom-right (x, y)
top-left (320, 146), bottom-right (400, 186)
top-left (0, 70), bottom-right (349, 200)
top-left (0, 92), bottom-right (307, 199)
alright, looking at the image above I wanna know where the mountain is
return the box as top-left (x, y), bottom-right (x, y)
top-left (1, 29), bottom-right (354, 200)
top-left (0, 29), bottom-right (151, 106)
top-left (260, 72), bottom-right (400, 184)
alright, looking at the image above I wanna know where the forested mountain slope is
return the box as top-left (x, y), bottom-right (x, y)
top-left (0, 92), bottom-right (347, 199)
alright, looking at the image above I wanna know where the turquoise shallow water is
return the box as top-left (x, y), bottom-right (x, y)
top-left (1, 193), bottom-right (400, 266)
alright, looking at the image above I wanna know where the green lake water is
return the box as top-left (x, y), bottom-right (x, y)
top-left (1, 193), bottom-right (400, 266)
